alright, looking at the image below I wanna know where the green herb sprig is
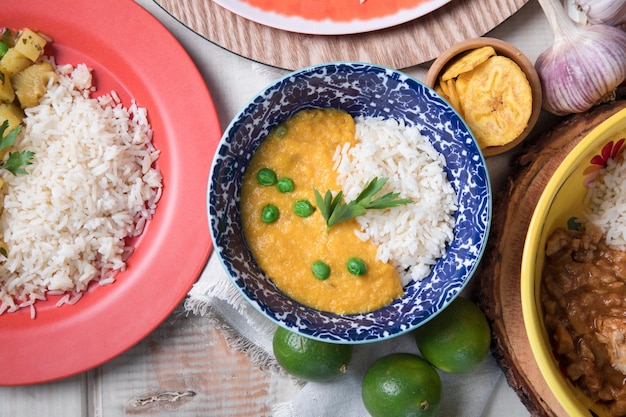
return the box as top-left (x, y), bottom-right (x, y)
top-left (314, 177), bottom-right (412, 231)
top-left (0, 120), bottom-right (34, 176)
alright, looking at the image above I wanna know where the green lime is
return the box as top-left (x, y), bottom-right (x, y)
top-left (272, 326), bottom-right (353, 382)
top-left (414, 296), bottom-right (491, 374)
top-left (362, 353), bottom-right (441, 417)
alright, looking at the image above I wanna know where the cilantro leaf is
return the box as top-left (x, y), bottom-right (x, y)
top-left (0, 120), bottom-right (21, 152)
top-left (327, 199), bottom-right (366, 228)
top-left (314, 189), bottom-right (334, 224)
top-left (353, 176), bottom-right (387, 206)
top-left (2, 150), bottom-right (34, 175)
top-left (364, 191), bottom-right (413, 210)
top-left (0, 120), bottom-right (33, 176)
top-left (314, 177), bottom-right (412, 231)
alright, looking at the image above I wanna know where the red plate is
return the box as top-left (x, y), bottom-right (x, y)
top-left (1, 0), bottom-right (220, 385)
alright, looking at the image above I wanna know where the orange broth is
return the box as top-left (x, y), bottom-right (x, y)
top-left (240, 0), bottom-right (431, 22)
top-left (240, 108), bottom-right (403, 314)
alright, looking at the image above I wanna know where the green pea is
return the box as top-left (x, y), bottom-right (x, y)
top-left (256, 168), bottom-right (277, 186)
top-left (312, 261), bottom-right (330, 280)
top-left (276, 178), bottom-right (294, 193)
top-left (293, 200), bottom-right (315, 217)
top-left (346, 257), bottom-right (367, 276)
top-left (261, 204), bottom-right (279, 223)
top-left (274, 124), bottom-right (288, 138)
top-left (0, 41), bottom-right (8, 59)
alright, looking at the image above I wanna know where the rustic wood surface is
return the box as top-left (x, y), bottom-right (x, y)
top-left (0, 1), bottom-right (557, 415)
top-left (475, 100), bottom-right (626, 417)
top-left (1, 310), bottom-right (300, 416)
top-left (154, 0), bottom-right (529, 70)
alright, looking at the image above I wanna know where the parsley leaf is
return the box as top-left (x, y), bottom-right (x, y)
top-left (314, 177), bottom-right (412, 231)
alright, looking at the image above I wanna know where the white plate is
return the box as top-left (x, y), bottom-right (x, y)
top-left (214, 0), bottom-right (452, 35)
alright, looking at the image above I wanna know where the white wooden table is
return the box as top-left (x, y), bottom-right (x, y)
top-left (1, 1), bottom-right (557, 415)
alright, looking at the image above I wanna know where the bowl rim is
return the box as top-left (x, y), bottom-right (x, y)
top-left (521, 107), bottom-right (626, 416)
top-left (208, 61), bottom-right (493, 344)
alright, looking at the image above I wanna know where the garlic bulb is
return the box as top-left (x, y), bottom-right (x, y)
top-left (536, 0), bottom-right (626, 115)
top-left (573, 0), bottom-right (626, 26)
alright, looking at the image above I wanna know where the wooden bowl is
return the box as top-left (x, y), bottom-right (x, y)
top-left (425, 37), bottom-right (542, 157)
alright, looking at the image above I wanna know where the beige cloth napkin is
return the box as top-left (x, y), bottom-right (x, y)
top-left (185, 252), bottom-right (502, 417)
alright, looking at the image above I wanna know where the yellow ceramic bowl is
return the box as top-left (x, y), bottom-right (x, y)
top-left (521, 108), bottom-right (626, 417)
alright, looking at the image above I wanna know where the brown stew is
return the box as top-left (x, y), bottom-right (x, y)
top-left (542, 225), bottom-right (626, 416)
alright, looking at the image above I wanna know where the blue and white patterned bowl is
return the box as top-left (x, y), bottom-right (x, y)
top-left (208, 62), bottom-right (492, 344)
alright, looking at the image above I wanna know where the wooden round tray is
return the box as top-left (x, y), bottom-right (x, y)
top-left (476, 100), bottom-right (626, 417)
top-left (154, 0), bottom-right (528, 70)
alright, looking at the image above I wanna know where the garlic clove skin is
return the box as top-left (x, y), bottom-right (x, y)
top-left (535, 23), bottom-right (626, 116)
top-left (573, 0), bottom-right (626, 26)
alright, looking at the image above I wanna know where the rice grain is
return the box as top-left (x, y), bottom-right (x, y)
top-left (0, 61), bottom-right (162, 314)
top-left (335, 116), bottom-right (457, 286)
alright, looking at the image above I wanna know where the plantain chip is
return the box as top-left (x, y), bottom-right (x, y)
top-left (436, 79), bottom-right (463, 115)
top-left (434, 84), bottom-right (450, 103)
top-left (454, 71), bottom-right (471, 100)
top-left (444, 79), bottom-right (463, 117)
top-left (438, 77), bottom-right (451, 98)
top-left (439, 46), bottom-right (496, 82)
top-left (458, 55), bottom-right (532, 148)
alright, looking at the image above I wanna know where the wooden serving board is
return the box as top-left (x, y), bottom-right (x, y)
top-left (154, 0), bottom-right (528, 70)
top-left (475, 100), bottom-right (626, 417)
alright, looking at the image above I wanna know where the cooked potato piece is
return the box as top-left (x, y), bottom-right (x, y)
top-left (12, 61), bottom-right (56, 108)
top-left (0, 68), bottom-right (15, 103)
top-left (0, 103), bottom-right (24, 160)
top-left (0, 103), bottom-right (24, 130)
top-left (1, 28), bottom-right (17, 48)
top-left (14, 29), bottom-right (47, 62)
top-left (0, 48), bottom-right (31, 77)
top-left (0, 104), bottom-right (23, 160)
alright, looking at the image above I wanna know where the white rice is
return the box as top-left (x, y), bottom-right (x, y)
top-left (585, 152), bottom-right (626, 250)
top-left (0, 61), bottom-right (163, 316)
top-left (334, 116), bottom-right (457, 286)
